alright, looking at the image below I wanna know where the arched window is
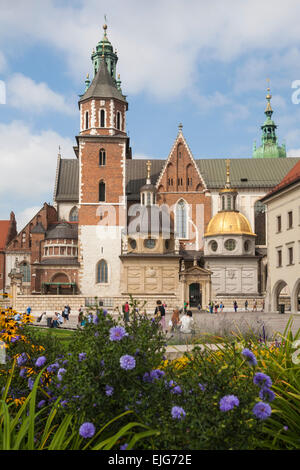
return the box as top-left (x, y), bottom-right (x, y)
top-left (69, 206), bottom-right (79, 222)
top-left (85, 111), bottom-right (89, 130)
top-left (99, 181), bottom-right (106, 202)
top-left (116, 111), bottom-right (121, 130)
top-left (97, 260), bottom-right (108, 283)
top-left (99, 148), bottom-right (106, 166)
top-left (254, 200), bottom-right (266, 245)
top-left (21, 262), bottom-right (30, 283)
top-left (100, 109), bottom-right (105, 128)
top-left (176, 200), bottom-right (187, 238)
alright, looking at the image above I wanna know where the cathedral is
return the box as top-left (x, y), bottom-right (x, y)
top-left (2, 24), bottom-right (300, 312)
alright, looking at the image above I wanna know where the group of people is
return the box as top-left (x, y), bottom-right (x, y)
top-left (154, 300), bottom-right (195, 334)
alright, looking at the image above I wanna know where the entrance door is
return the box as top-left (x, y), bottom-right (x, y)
top-left (189, 283), bottom-right (201, 307)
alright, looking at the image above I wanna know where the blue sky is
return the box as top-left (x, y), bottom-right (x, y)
top-left (1, 0), bottom-right (300, 229)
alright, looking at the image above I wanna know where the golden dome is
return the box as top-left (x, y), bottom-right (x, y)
top-left (205, 211), bottom-right (255, 237)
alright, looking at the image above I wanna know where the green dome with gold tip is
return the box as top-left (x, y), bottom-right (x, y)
top-left (253, 82), bottom-right (286, 159)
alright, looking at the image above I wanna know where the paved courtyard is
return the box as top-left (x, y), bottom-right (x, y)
top-left (31, 309), bottom-right (300, 337)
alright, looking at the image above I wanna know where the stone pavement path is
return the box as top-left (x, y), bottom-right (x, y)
top-left (32, 310), bottom-right (300, 336)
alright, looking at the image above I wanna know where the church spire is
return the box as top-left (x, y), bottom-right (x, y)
top-left (91, 21), bottom-right (119, 82)
top-left (252, 80), bottom-right (286, 159)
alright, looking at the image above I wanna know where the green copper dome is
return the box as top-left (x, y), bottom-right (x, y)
top-left (253, 85), bottom-right (286, 159)
top-left (91, 24), bottom-right (119, 83)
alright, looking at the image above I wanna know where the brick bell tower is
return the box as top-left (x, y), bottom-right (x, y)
top-left (77, 23), bottom-right (131, 297)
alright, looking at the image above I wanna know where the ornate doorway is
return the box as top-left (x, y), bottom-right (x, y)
top-left (189, 283), bottom-right (201, 307)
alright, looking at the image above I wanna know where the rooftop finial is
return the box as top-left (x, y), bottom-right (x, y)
top-left (146, 160), bottom-right (151, 182)
top-left (178, 123), bottom-right (183, 132)
top-left (265, 78), bottom-right (273, 113)
top-left (225, 159), bottom-right (231, 188)
top-left (103, 14), bottom-right (108, 37)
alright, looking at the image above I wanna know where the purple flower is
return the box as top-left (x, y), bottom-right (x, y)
top-left (60, 400), bottom-right (68, 407)
top-left (219, 395), bottom-right (240, 412)
top-left (120, 355), bottom-right (136, 370)
top-left (35, 356), bottom-right (47, 368)
top-left (253, 372), bottom-right (272, 389)
top-left (78, 353), bottom-right (87, 362)
top-left (242, 348), bottom-right (257, 366)
top-left (79, 422), bottom-right (96, 438)
top-left (143, 372), bottom-right (152, 383)
top-left (171, 406), bottom-right (186, 420)
top-left (259, 387), bottom-right (275, 402)
top-left (17, 353), bottom-right (27, 366)
top-left (171, 385), bottom-right (182, 395)
top-left (37, 400), bottom-right (46, 408)
top-left (94, 332), bottom-right (99, 337)
top-left (109, 326), bottom-right (128, 341)
top-left (93, 315), bottom-right (99, 325)
top-left (252, 402), bottom-right (272, 420)
top-left (47, 362), bottom-right (59, 373)
top-left (198, 383), bottom-right (206, 391)
top-left (28, 377), bottom-right (35, 390)
top-left (120, 443), bottom-right (128, 450)
top-left (57, 368), bottom-right (67, 381)
top-left (105, 385), bottom-right (114, 396)
top-left (283, 426), bottom-right (288, 431)
top-left (150, 369), bottom-right (165, 380)
top-left (19, 368), bottom-right (27, 378)
top-left (103, 309), bottom-right (108, 317)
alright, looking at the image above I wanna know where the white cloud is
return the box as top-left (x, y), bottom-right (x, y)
top-left (287, 148), bottom-right (300, 157)
top-left (2, 0), bottom-right (300, 99)
top-left (7, 73), bottom-right (75, 114)
top-left (15, 206), bottom-right (42, 232)
top-left (0, 120), bottom-right (74, 206)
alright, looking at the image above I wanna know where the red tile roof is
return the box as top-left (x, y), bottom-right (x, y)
top-left (261, 159), bottom-right (300, 201)
top-left (0, 220), bottom-right (10, 250)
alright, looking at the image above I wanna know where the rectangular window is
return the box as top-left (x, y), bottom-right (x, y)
top-left (277, 215), bottom-right (281, 232)
top-left (288, 211), bottom-right (293, 229)
top-left (288, 247), bottom-right (294, 265)
top-left (277, 250), bottom-right (282, 267)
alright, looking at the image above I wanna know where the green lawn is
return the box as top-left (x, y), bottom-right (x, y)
top-left (29, 326), bottom-right (76, 346)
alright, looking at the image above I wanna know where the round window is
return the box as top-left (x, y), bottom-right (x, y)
top-left (129, 238), bottom-right (137, 249)
top-left (224, 239), bottom-right (236, 251)
top-left (244, 240), bottom-right (250, 252)
top-left (210, 240), bottom-right (218, 252)
top-left (144, 238), bottom-right (156, 249)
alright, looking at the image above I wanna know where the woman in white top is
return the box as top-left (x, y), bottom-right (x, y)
top-left (179, 311), bottom-right (194, 333)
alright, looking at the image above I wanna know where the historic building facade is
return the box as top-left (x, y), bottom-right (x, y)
top-left (3, 24), bottom-right (300, 312)
top-left (261, 160), bottom-right (300, 312)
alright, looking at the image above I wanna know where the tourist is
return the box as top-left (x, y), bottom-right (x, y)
top-left (245, 300), bottom-right (248, 311)
top-left (170, 309), bottom-right (181, 332)
top-left (209, 301), bottom-right (214, 314)
top-left (214, 302), bottom-right (219, 314)
top-left (219, 301), bottom-right (224, 313)
top-left (233, 301), bottom-right (238, 312)
top-left (122, 301), bottom-right (130, 323)
top-left (14, 312), bottom-right (22, 322)
top-left (154, 300), bottom-right (166, 332)
top-left (183, 301), bottom-right (188, 314)
top-left (197, 302), bottom-right (202, 311)
top-left (253, 299), bottom-right (257, 312)
top-left (261, 300), bottom-right (265, 312)
top-left (26, 306), bottom-right (31, 315)
top-left (179, 310), bottom-right (194, 334)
